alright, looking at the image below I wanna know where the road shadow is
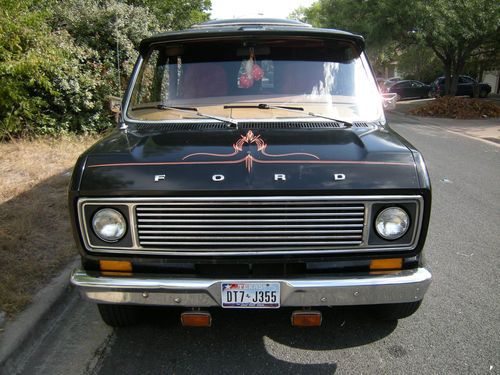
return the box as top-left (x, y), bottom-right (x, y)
top-left (0, 170), bottom-right (76, 316)
top-left (97, 306), bottom-right (397, 375)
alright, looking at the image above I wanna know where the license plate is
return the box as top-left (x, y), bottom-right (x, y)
top-left (221, 282), bottom-right (280, 308)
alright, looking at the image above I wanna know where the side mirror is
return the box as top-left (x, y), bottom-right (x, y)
top-left (381, 93), bottom-right (397, 111)
top-left (107, 96), bottom-right (122, 123)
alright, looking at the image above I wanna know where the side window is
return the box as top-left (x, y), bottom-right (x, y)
top-left (135, 50), bottom-right (160, 104)
top-left (460, 76), bottom-right (474, 84)
top-left (133, 51), bottom-right (172, 105)
top-left (412, 81), bottom-right (423, 88)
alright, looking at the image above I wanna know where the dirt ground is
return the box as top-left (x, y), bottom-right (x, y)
top-left (0, 136), bottom-right (97, 316)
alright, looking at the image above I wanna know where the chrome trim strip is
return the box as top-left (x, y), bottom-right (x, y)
top-left (71, 267), bottom-right (432, 306)
top-left (128, 203), bottom-right (139, 249)
top-left (81, 195), bottom-right (418, 202)
top-left (77, 195), bottom-right (423, 256)
top-left (121, 55), bottom-right (143, 124)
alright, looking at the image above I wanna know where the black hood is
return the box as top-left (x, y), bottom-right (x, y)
top-left (79, 127), bottom-right (419, 194)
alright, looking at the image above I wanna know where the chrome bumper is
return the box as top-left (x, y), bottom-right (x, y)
top-left (71, 268), bottom-right (431, 307)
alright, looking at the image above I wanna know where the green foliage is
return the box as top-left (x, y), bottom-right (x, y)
top-left (0, 3), bottom-right (111, 139)
top-left (127, 0), bottom-right (211, 30)
top-left (296, 0), bottom-right (402, 67)
top-left (298, 0), bottom-right (499, 93)
top-left (410, 0), bottom-right (499, 93)
top-left (396, 46), bottom-right (442, 83)
top-left (0, 0), bottom-right (211, 140)
top-left (51, 0), bottom-right (160, 92)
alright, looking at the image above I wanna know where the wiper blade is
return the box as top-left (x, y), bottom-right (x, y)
top-left (157, 104), bottom-right (198, 111)
top-left (224, 103), bottom-right (352, 128)
top-left (157, 104), bottom-right (239, 128)
top-left (224, 104), bottom-right (304, 111)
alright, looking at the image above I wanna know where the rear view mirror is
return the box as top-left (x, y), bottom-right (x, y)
top-left (381, 93), bottom-right (397, 111)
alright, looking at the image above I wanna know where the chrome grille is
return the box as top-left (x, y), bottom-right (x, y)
top-left (135, 198), bottom-right (365, 252)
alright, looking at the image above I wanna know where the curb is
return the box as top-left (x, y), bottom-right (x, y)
top-left (0, 257), bottom-right (79, 374)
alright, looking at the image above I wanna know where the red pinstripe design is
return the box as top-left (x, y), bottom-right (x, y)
top-left (88, 130), bottom-right (413, 170)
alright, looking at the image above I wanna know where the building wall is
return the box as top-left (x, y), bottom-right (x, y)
top-left (483, 70), bottom-right (499, 94)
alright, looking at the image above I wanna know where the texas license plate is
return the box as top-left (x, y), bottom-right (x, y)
top-left (221, 282), bottom-right (280, 308)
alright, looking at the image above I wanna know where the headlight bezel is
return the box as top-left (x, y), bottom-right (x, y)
top-left (91, 208), bottom-right (128, 243)
top-left (374, 206), bottom-right (411, 240)
top-left (80, 202), bottom-right (134, 249)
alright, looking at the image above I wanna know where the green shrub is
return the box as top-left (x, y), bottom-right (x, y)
top-left (0, 0), bottom-right (162, 140)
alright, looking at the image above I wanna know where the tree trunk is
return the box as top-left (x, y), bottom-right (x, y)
top-left (451, 55), bottom-right (467, 96)
top-left (444, 66), bottom-right (452, 96)
top-left (450, 75), bottom-right (459, 96)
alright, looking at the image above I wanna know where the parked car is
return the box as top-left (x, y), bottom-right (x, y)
top-left (385, 77), bottom-right (402, 84)
top-left (69, 18), bottom-right (432, 327)
top-left (431, 75), bottom-right (491, 98)
top-left (385, 80), bottom-right (431, 101)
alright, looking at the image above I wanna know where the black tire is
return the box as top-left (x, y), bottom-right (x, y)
top-left (479, 89), bottom-right (488, 98)
top-left (98, 304), bottom-right (140, 327)
top-left (370, 301), bottom-right (422, 321)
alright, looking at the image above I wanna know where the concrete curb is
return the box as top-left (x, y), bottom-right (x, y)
top-left (0, 257), bottom-right (79, 374)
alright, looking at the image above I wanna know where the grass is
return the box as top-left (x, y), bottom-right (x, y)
top-left (0, 135), bottom-right (98, 317)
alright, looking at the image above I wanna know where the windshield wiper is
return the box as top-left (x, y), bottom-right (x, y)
top-left (224, 103), bottom-right (352, 128)
top-left (156, 104), bottom-right (239, 128)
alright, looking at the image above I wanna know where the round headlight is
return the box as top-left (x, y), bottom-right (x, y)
top-left (375, 207), bottom-right (410, 240)
top-left (92, 208), bottom-right (127, 242)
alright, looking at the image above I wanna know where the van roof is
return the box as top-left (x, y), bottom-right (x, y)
top-left (139, 18), bottom-right (365, 54)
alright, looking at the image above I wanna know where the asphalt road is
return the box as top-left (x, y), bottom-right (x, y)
top-left (15, 113), bottom-right (500, 375)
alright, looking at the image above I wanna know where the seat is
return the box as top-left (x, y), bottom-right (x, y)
top-left (280, 62), bottom-right (325, 94)
top-left (181, 63), bottom-right (229, 98)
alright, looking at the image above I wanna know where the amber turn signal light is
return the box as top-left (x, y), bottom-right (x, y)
top-left (181, 311), bottom-right (212, 327)
top-left (369, 258), bottom-right (403, 270)
top-left (99, 260), bottom-right (132, 276)
top-left (291, 311), bottom-right (322, 327)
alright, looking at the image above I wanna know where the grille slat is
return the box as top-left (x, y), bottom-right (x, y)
top-left (139, 235), bottom-right (362, 240)
top-left (137, 218), bottom-right (364, 223)
top-left (135, 198), bottom-right (365, 252)
top-left (139, 241), bottom-right (362, 246)
top-left (138, 224), bottom-right (364, 229)
top-left (139, 229), bottom-right (363, 234)
top-left (136, 205), bottom-right (364, 211)
top-left (136, 212), bottom-right (364, 217)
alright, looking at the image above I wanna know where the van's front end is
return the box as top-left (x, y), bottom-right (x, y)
top-left (70, 19), bottom-right (431, 327)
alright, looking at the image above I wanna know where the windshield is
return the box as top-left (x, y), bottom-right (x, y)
top-left (126, 37), bottom-right (383, 123)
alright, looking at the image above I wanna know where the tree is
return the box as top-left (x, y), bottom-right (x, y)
top-left (0, 1), bottom-right (113, 138)
top-left (50, 0), bottom-right (160, 95)
top-left (0, 0), bottom-right (212, 139)
top-left (296, 0), bottom-right (499, 95)
top-left (127, 0), bottom-right (211, 30)
top-left (293, 0), bottom-right (401, 70)
top-left (411, 0), bottom-right (499, 95)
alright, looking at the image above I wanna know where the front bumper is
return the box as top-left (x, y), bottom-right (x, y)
top-left (70, 268), bottom-right (431, 307)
